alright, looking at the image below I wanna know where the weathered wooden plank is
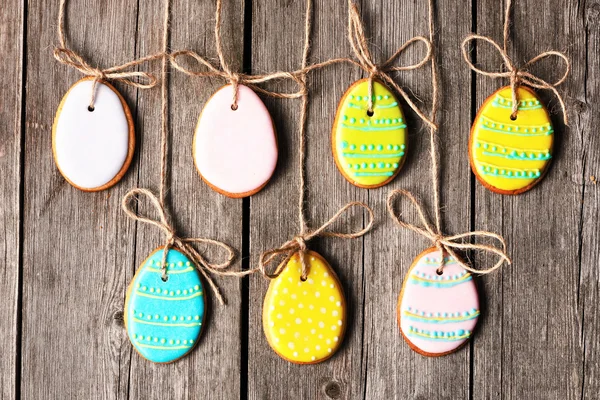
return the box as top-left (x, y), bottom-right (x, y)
top-left (126, 0), bottom-right (245, 398)
top-left (472, 1), bottom-right (584, 399)
top-left (248, 0), bottom-right (368, 398)
top-left (574, 1), bottom-right (600, 399)
top-left (21, 1), bottom-right (140, 399)
top-left (0, 0), bottom-right (23, 398)
top-left (361, 0), bottom-right (474, 399)
top-left (13, 1), bottom-right (599, 399)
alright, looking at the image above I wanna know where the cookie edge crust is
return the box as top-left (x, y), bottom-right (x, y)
top-left (396, 247), bottom-right (477, 357)
top-left (468, 85), bottom-right (554, 196)
top-left (52, 76), bottom-right (135, 192)
top-left (331, 77), bottom-right (408, 189)
top-left (262, 250), bottom-right (347, 365)
top-left (124, 246), bottom-right (206, 364)
top-left (192, 84), bottom-right (278, 198)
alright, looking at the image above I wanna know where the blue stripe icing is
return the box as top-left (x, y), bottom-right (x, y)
top-left (125, 248), bottom-right (204, 363)
top-left (402, 308), bottom-right (480, 324)
top-left (405, 326), bottom-right (472, 341)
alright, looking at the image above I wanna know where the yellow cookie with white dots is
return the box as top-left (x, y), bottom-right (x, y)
top-left (262, 251), bottom-right (346, 364)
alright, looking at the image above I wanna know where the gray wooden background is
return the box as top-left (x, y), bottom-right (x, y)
top-left (1, 0), bottom-right (597, 399)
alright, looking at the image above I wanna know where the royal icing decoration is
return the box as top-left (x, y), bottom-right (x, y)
top-left (262, 251), bottom-right (346, 364)
top-left (125, 248), bottom-right (205, 363)
top-left (52, 77), bottom-right (134, 191)
top-left (470, 86), bottom-right (553, 194)
top-left (398, 248), bottom-right (479, 356)
top-left (332, 78), bottom-right (407, 188)
top-left (193, 84), bottom-right (277, 198)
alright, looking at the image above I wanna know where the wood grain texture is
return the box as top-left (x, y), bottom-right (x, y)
top-left (0, 0), bottom-right (22, 398)
top-left (126, 0), bottom-right (244, 399)
top-left (472, 0), bottom-right (587, 399)
top-left (1, 0), bottom-right (598, 399)
top-left (21, 1), bottom-right (140, 399)
top-left (362, 1), bottom-right (474, 399)
top-left (248, 0), bottom-right (367, 398)
top-left (571, 1), bottom-right (599, 399)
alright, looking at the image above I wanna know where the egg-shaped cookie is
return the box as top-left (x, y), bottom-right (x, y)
top-left (332, 78), bottom-right (407, 188)
top-left (193, 84), bottom-right (277, 198)
top-left (470, 86), bottom-right (553, 195)
top-left (398, 248), bottom-right (479, 357)
top-left (125, 248), bottom-right (205, 363)
top-left (52, 77), bottom-right (135, 191)
top-left (263, 251), bottom-right (346, 364)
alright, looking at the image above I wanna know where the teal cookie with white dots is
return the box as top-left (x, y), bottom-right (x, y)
top-left (124, 248), bottom-right (205, 363)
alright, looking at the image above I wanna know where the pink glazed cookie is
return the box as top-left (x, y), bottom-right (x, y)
top-left (397, 248), bottom-right (480, 357)
top-left (193, 84), bottom-right (278, 198)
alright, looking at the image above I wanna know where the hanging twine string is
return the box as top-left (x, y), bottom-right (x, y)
top-left (345, 2), bottom-right (435, 128)
top-left (122, 189), bottom-right (252, 305)
top-left (294, 3), bottom-right (436, 128)
top-left (387, 0), bottom-right (511, 275)
top-left (259, 202), bottom-right (374, 280)
top-left (170, 0), bottom-right (307, 108)
top-left (121, 0), bottom-right (250, 306)
top-left (54, 0), bottom-right (164, 109)
top-left (159, 0), bottom-right (171, 205)
top-left (296, 0), bottom-right (313, 236)
top-left (258, 0), bottom-right (375, 281)
top-left (387, 190), bottom-right (509, 275)
top-left (462, 0), bottom-right (570, 123)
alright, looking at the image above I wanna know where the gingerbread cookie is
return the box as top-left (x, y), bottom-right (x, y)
top-left (469, 86), bottom-right (554, 195)
top-left (52, 77), bottom-right (135, 191)
top-left (124, 248), bottom-right (205, 363)
top-left (332, 78), bottom-right (407, 188)
top-left (262, 251), bottom-right (346, 364)
top-left (397, 248), bottom-right (479, 357)
top-left (193, 84), bottom-right (278, 198)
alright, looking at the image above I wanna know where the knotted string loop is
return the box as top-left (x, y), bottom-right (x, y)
top-left (387, 189), bottom-right (511, 275)
top-left (169, 50), bottom-right (307, 104)
top-left (55, 0), bottom-right (162, 109)
top-left (170, 0), bottom-right (307, 107)
top-left (346, 2), bottom-right (436, 128)
top-left (462, 35), bottom-right (570, 123)
top-left (122, 188), bottom-right (251, 305)
top-left (259, 202), bottom-right (374, 280)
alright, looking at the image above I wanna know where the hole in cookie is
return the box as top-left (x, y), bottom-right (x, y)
top-left (88, 105), bottom-right (95, 112)
top-left (161, 275), bottom-right (169, 282)
top-left (300, 276), bottom-right (307, 282)
top-left (436, 269), bottom-right (443, 276)
top-left (366, 110), bottom-right (374, 117)
top-left (510, 114), bottom-right (517, 121)
top-left (231, 104), bottom-right (238, 111)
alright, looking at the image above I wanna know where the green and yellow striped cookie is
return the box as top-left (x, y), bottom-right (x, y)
top-left (332, 78), bottom-right (407, 188)
top-left (469, 86), bottom-right (554, 195)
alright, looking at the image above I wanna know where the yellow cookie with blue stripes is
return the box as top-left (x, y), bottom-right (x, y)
top-left (332, 78), bottom-right (407, 188)
top-left (470, 86), bottom-right (554, 195)
top-left (124, 248), bottom-right (205, 363)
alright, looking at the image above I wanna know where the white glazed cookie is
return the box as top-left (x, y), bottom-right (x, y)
top-left (52, 77), bottom-right (135, 191)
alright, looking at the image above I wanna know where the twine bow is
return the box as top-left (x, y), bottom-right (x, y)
top-left (170, 50), bottom-right (307, 108)
top-left (170, 0), bottom-right (306, 108)
top-left (53, 48), bottom-right (162, 108)
top-left (122, 188), bottom-right (251, 305)
top-left (55, 0), bottom-right (162, 109)
top-left (462, 35), bottom-right (570, 124)
top-left (259, 202), bottom-right (375, 280)
top-left (346, 2), bottom-right (436, 129)
top-left (387, 189), bottom-right (511, 274)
